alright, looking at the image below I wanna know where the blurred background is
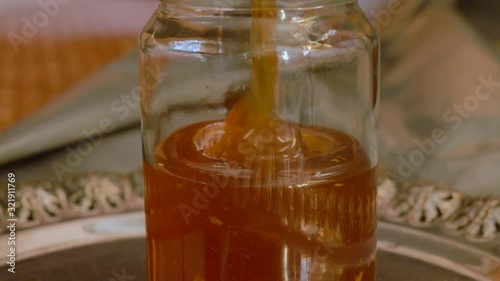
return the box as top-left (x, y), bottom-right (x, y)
top-left (0, 0), bottom-right (499, 280)
top-left (0, 0), bottom-right (497, 131)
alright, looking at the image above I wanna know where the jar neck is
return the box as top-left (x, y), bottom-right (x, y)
top-left (160, 0), bottom-right (357, 10)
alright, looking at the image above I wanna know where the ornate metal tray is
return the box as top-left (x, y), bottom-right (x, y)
top-left (0, 211), bottom-right (498, 281)
top-left (0, 171), bottom-right (499, 280)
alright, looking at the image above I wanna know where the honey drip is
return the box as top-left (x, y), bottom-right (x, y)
top-left (203, 0), bottom-right (302, 164)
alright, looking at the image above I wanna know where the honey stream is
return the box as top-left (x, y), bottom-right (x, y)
top-left (206, 0), bottom-right (303, 163)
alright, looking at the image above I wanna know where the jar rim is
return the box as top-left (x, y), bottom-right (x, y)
top-left (160, 0), bottom-right (357, 9)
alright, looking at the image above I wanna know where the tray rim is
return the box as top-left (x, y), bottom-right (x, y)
top-left (0, 212), bottom-right (498, 280)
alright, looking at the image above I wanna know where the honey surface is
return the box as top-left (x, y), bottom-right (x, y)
top-left (145, 122), bottom-right (376, 281)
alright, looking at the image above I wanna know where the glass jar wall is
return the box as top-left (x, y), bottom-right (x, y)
top-left (140, 1), bottom-right (379, 280)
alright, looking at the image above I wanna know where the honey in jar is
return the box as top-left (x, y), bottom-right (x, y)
top-left (140, 0), bottom-right (379, 280)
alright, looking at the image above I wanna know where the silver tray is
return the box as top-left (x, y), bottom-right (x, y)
top-left (0, 137), bottom-right (499, 280)
top-left (0, 212), bottom-right (498, 281)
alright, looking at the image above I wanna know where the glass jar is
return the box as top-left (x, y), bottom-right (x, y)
top-left (140, 0), bottom-right (379, 280)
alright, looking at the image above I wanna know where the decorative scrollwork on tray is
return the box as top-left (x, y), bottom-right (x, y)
top-left (0, 171), bottom-right (144, 233)
top-left (378, 176), bottom-right (500, 245)
top-left (0, 170), bottom-right (499, 247)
